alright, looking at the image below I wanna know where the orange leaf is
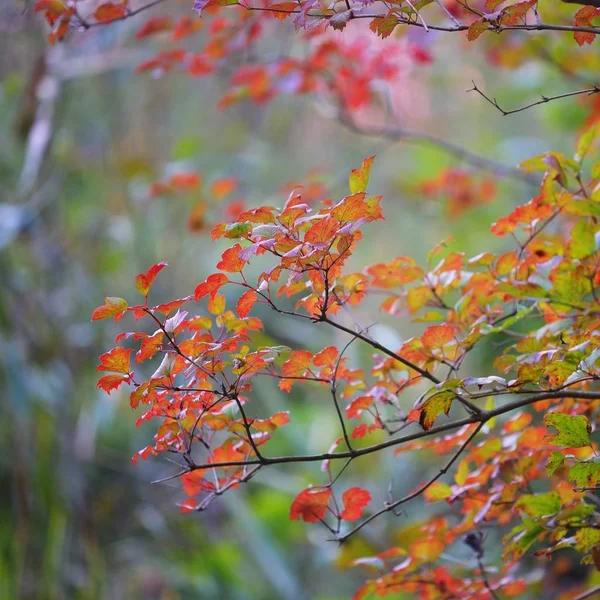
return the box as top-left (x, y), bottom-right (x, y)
top-left (574, 6), bottom-right (600, 45)
top-left (96, 374), bottom-right (130, 394)
top-left (217, 244), bottom-right (246, 273)
top-left (211, 177), bottom-right (237, 200)
top-left (136, 332), bottom-right (164, 363)
top-left (290, 488), bottom-right (331, 522)
top-left (135, 15), bottom-right (173, 38)
top-left (94, 2), bottom-right (127, 22)
top-left (305, 217), bottom-right (340, 245)
top-left (340, 487), bottom-right (372, 520)
top-left (97, 347), bottom-right (133, 374)
top-left (421, 324), bottom-right (455, 349)
top-left (91, 296), bottom-right (128, 321)
top-left (312, 346), bottom-right (339, 368)
top-left (135, 261), bottom-right (168, 296)
top-left (194, 273), bottom-right (229, 299)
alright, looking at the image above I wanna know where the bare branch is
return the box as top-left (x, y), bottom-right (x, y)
top-left (335, 422), bottom-right (484, 543)
top-left (469, 80), bottom-right (600, 116)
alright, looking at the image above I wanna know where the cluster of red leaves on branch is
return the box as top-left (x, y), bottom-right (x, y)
top-left (95, 126), bottom-right (600, 598)
top-left (34, 0), bottom-right (600, 50)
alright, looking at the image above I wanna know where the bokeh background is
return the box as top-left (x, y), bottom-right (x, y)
top-left (1, 2), bottom-right (597, 598)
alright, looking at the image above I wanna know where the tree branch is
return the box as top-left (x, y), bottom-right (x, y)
top-left (469, 81), bottom-right (600, 116)
top-left (180, 388), bottom-right (600, 472)
top-left (335, 422), bottom-right (484, 543)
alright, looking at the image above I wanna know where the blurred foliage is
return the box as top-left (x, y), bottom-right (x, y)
top-left (1, 2), bottom-right (597, 598)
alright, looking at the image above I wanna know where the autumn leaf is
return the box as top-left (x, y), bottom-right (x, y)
top-left (94, 2), bottom-right (128, 22)
top-left (194, 273), bottom-right (230, 299)
top-left (91, 296), bottom-right (128, 321)
top-left (236, 289), bottom-right (257, 318)
top-left (418, 390), bottom-right (454, 430)
top-left (421, 324), bottom-right (455, 349)
top-left (574, 6), bottom-right (600, 45)
top-left (97, 347), bottom-right (133, 374)
top-left (516, 492), bottom-right (562, 518)
top-left (135, 16), bottom-right (173, 38)
top-left (135, 261), bottom-right (168, 297)
top-left (290, 488), bottom-right (331, 522)
top-left (349, 156), bottom-right (375, 194)
top-left (424, 482), bottom-right (452, 502)
top-left (369, 14), bottom-right (398, 38)
top-left (217, 244), bottom-right (246, 273)
top-left (340, 487), bottom-right (372, 520)
top-left (96, 374), bottom-right (130, 394)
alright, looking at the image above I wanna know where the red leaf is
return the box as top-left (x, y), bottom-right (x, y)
top-left (574, 6), bottom-right (600, 45)
top-left (135, 261), bottom-right (168, 296)
top-left (97, 347), bottom-right (133, 374)
top-left (194, 273), bottom-right (229, 299)
top-left (94, 2), bottom-right (127, 22)
top-left (340, 487), bottom-right (372, 520)
top-left (136, 332), bottom-right (164, 363)
top-left (290, 488), bottom-right (331, 522)
top-left (135, 15), bottom-right (173, 38)
top-left (236, 289), bottom-right (257, 318)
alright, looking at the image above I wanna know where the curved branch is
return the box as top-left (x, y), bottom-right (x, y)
top-left (335, 422), bottom-right (484, 543)
top-left (180, 388), bottom-right (600, 471)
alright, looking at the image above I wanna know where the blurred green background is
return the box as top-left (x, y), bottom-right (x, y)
top-left (1, 3), bottom-right (596, 599)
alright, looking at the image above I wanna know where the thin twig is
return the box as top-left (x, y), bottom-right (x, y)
top-left (469, 80), bottom-right (600, 116)
top-left (335, 422), bottom-right (484, 543)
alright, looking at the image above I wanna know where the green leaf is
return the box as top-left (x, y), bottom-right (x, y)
top-left (349, 156), bottom-right (375, 194)
top-left (418, 390), bottom-right (454, 430)
top-left (575, 528), bottom-right (600, 552)
top-left (568, 460), bottom-right (600, 488)
top-left (544, 413), bottom-right (592, 448)
top-left (516, 492), bottom-right (562, 518)
top-left (546, 451), bottom-right (565, 476)
top-left (569, 219), bottom-right (596, 259)
top-left (575, 123), bottom-right (599, 165)
top-left (224, 222), bottom-right (252, 239)
top-left (502, 519), bottom-right (545, 561)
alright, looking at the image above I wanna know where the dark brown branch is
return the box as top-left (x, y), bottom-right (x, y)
top-left (72, 1), bottom-right (600, 40)
top-left (469, 80), bottom-right (600, 116)
top-left (321, 315), bottom-right (441, 385)
top-left (181, 389), bottom-right (600, 472)
top-left (477, 556), bottom-right (501, 600)
top-left (335, 422), bottom-right (484, 543)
